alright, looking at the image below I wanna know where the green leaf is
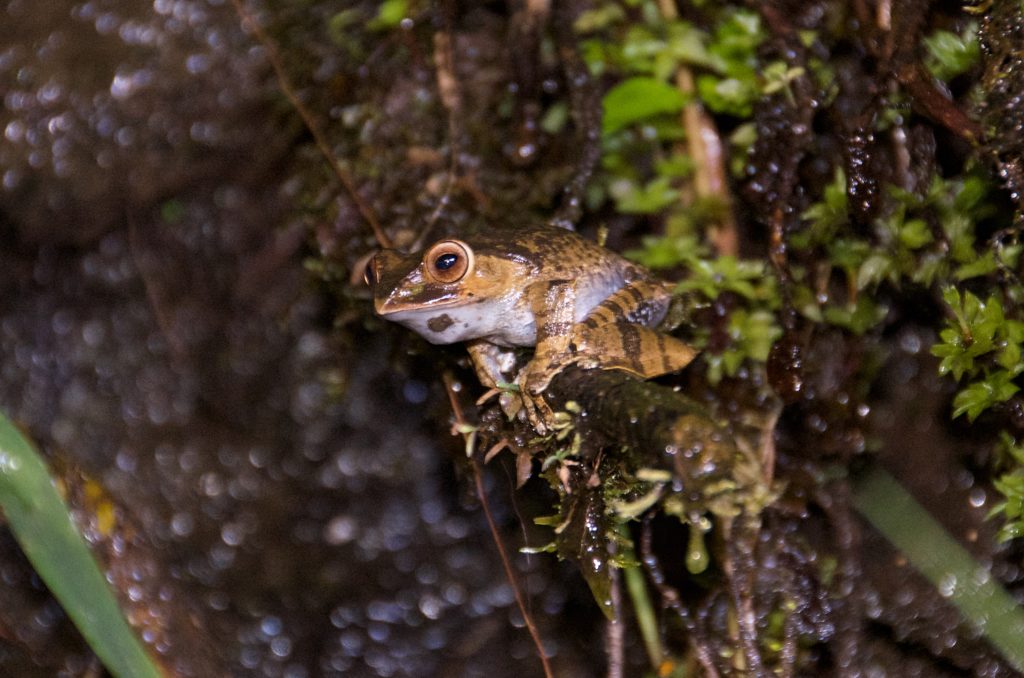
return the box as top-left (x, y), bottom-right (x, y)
top-left (1001, 342), bottom-right (1024, 374)
top-left (654, 153), bottom-right (694, 179)
top-left (857, 253), bottom-right (895, 290)
top-left (665, 20), bottom-right (714, 69)
top-left (609, 175), bottom-right (680, 213)
top-left (602, 77), bottom-right (687, 135)
top-left (574, 4), bottom-right (626, 33)
top-left (696, 74), bottom-right (757, 117)
top-left (823, 296), bottom-right (887, 334)
top-left (924, 23), bottom-right (980, 81)
top-left (0, 412), bottom-right (162, 678)
top-left (554, 486), bottom-right (615, 619)
top-left (708, 9), bottom-right (764, 63)
top-left (795, 168), bottom-right (847, 249)
top-left (625, 235), bottom-right (705, 270)
top-left (953, 372), bottom-right (1019, 421)
top-left (761, 61), bottom-right (805, 96)
top-left (369, 0), bottom-right (408, 30)
top-left (854, 468), bottom-right (1024, 673)
top-left (898, 218), bottom-right (933, 249)
top-left (540, 101), bottom-right (569, 135)
top-left (731, 308), bottom-right (782, 362)
top-left (932, 340), bottom-right (974, 380)
top-left (956, 253), bottom-right (998, 280)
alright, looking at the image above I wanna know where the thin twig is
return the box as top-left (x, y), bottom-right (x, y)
top-left (722, 520), bottom-right (767, 678)
top-left (606, 568), bottom-right (624, 678)
top-left (413, 3), bottom-right (462, 250)
top-left (442, 374), bottom-right (554, 678)
top-left (228, 0), bottom-right (392, 248)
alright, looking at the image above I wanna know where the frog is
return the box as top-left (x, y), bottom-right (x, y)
top-left (364, 222), bottom-right (698, 433)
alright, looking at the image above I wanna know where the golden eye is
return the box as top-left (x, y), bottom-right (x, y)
top-left (423, 240), bottom-right (473, 283)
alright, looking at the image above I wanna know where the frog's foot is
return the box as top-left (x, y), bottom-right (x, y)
top-left (515, 370), bottom-right (559, 434)
top-left (519, 389), bottom-right (556, 435)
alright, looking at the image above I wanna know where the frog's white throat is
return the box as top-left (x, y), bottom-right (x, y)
top-left (385, 303), bottom-right (537, 347)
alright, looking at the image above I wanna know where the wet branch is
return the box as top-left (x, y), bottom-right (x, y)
top-left (544, 367), bottom-right (743, 495)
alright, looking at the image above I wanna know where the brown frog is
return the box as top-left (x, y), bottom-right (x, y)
top-left (364, 222), bottom-right (698, 432)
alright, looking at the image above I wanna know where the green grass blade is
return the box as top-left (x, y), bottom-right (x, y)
top-left (853, 467), bottom-right (1024, 672)
top-left (0, 411), bottom-right (163, 678)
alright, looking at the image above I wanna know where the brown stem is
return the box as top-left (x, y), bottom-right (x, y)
top-left (442, 374), bottom-right (554, 678)
top-left (606, 568), bottom-right (624, 678)
top-left (722, 520), bottom-right (766, 678)
top-left (228, 0), bottom-right (391, 248)
top-left (413, 8), bottom-right (463, 251)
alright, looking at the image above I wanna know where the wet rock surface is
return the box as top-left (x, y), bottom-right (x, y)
top-left (0, 1), bottom-right (596, 675)
top-left (2, 1), bottom-right (1023, 677)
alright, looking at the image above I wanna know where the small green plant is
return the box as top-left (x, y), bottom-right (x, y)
top-left (923, 22), bottom-right (981, 81)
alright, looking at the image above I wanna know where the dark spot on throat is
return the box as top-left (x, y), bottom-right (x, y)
top-left (427, 314), bottom-right (455, 333)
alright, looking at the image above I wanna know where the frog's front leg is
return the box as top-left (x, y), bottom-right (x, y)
top-left (466, 340), bottom-right (521, 418)
top-left (517, 279), bottom-right (580, 433)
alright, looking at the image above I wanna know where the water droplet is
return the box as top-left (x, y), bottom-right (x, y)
top-left (418, 593), bottom-right (442, 620)
top-left (260, 615), bottom-right (283, 637)
top-left (686, 522), bottom-right (710, 574)
top-left (220, 522), bottom-right (243, 546)
top-left (270, 635), bottom-right (292, 658)
top-left (0, 449), bottom-right (22, 474)
top-left (938, 573), bottom-right (957, 598)
top-left (170, 512), bottom-right (193, 537)
top-left (324, 514), bottom-right (358, 545)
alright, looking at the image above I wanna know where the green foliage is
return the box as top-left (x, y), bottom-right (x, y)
top-left (0, 412), bottom-right (162, 678)
top-left (608, 175), bottom-right (680, 213)
top-left (794, 168), bottom-right (848, 249)
top-left (923, 22), bottom-right (981, 81)
top-left (991, 434), bottom-right (1024, 542)
top-left (855, 468), bottom-right (1024, 673)
top-left (931, 288), bottom-right (1024, 421)
top-left (953, 372), bottom-right (1019, 421)
top-left (581, 4), bottom-right (767, 214)
top-left (572, 0), bottom-right (1024, 664)
top-left (792, 169), bottom-right (1001, 337)
top-left (694, 10), bottom-right (765, 117)
top-left (369, 0), bottom-right (409, 30)
top-left (760, 61), bottom-right (805, 102)
top-left (704, 308), bottom-right (782, 384)
top-left (602, 77), bottom-right (688, 135)
top-left (933, 288), bottom-right (1024, 380)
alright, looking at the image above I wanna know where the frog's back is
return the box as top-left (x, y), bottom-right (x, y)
top-left (464, 222), bottom-right (649, 333)
top-left (463, 222), bottom-right (642, 282)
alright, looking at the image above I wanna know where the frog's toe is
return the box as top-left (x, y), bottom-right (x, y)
top-left (517, 392), bottom-right (541, 433)
top-left (521, 393), bottom-right (557, 435)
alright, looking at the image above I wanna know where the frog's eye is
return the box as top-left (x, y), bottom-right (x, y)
top-left (363, 258), bottom-right (378, 287)
top-left (424, 240), bottom-right (473, 283)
